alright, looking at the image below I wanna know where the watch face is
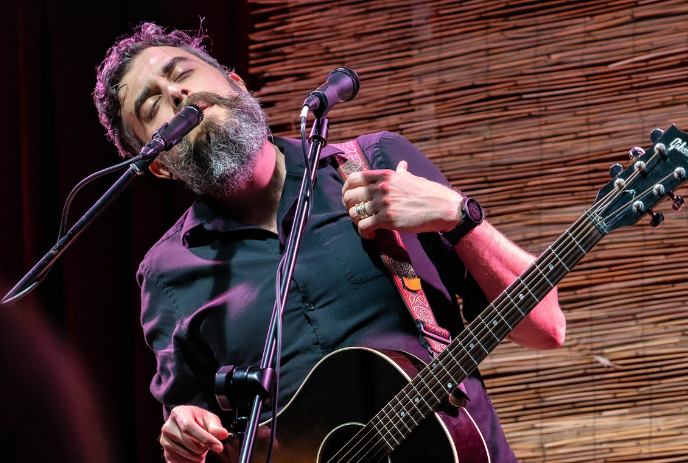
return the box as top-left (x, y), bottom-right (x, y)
top-left (465, 199), bottom-right (483, 222)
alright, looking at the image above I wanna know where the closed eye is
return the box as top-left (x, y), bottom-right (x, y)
top-left (148, 96), bottom-right (161, 122)
top-left (176, 69), bottom-right (193, 82)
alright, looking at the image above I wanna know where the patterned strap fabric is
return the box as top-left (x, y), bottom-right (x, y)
top-left (331, 140), bottom-right (451, 356)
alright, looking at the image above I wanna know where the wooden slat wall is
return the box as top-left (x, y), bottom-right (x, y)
top-left (247, 0), bottom-right (688, 460)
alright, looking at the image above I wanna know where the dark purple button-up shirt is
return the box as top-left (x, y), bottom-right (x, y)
top-left (137, 132), bottom-right (517, 462)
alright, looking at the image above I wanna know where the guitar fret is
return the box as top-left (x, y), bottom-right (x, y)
top-left (385, 404), bottom-right (409, 438)
top-left (566, 229), bottom-right (587, 254)
top-left (464, 325), bottom-right (489, 355)
top-left (478, 314), bottom-right (501, 341)
top-left (504, 292), bottom-right (525, 316)
top-left (443, 344), bottom-right (470, 376)
top-left (493, 306), bottom-right (513, 329)
top-left (408, 382), bottom-right (433, 410)
top-left (417, 372), bottom-right (442, 401)
top-left (434, 358), bottom-right (459, 388)
top-left (426, 367), bottom-right (451, 396)
top-left (371, 420), bottom-right (394, 451)
top-left (400, 387), bottom-right (428, 418)
top-left (427, 366), bottom-right (459, 397)
top-left (549, 246), bottom-right (570, 271)
top-left (384, 403), bottom-right (411, 438)
top-left (517, 276), bottom-right (539, 302)
top-left (398, 399), bottom-right (418, 426)
top-left (389, 398), bottom-right (414, 432)
top-left (391, 390), bottom-right (419, 427)
top-left (376, 408), bottom-right (403, 444)
top-left (533, 261), bottom-right (554, 286)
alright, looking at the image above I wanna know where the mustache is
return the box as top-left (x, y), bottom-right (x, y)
top-left (180, 91), bottom-right (244, 111)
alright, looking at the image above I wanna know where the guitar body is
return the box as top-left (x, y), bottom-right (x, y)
top-left (251, 347), bottom-right (490, 463)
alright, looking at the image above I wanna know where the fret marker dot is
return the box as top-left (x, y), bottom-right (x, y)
top-left (401, 411), bottom-right (405, 417)
top-left (470, 343), bottom-right (474, 348)
top-left (415, 397), bottom-right (419, 403)
top-left (549, 264), bottom-right (554, 270)
top-left (493, 320), bottom-right (497, 325)
top-left (447, 383), bottom-right (453, 388)
top-left (432, 363), bottom-right (437, 367)
top-left (519, 294), bottom-right (524, 299)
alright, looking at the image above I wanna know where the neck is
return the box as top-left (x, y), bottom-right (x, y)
top-left (210, 140), bottom-right (285, 233)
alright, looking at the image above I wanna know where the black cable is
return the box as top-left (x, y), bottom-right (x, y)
top-left (58, 155), bottom-right (143, 239)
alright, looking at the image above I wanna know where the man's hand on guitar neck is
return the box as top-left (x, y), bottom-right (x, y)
top-left (160, 405), bottom-right (229, 463)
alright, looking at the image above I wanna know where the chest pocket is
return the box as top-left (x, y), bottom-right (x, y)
top-left (314, 217), bottom-right (387, 284)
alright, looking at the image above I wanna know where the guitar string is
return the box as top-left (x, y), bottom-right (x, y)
top-left (327, 217), bottom-right (600, 463)
top-left (327, 154), bottom-right (671, 462)
top-left (366, 220), bottom-right (599, 463)
top-left (590, 148), bottom-right (672, 225)
top-left (593, 171), bottom-right (677, 228)
top-left (330, 214), bottom-right (604, 463)
top-left (363, 213), bottom-right (612, 463)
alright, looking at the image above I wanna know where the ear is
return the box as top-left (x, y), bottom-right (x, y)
top-left (148, 159), bottom-right (173, 180)
top-left (229, 72), bottom-right (247, 91)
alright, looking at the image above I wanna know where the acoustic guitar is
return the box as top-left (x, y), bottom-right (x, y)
top-left (247, 125), bottom-right (688, 463)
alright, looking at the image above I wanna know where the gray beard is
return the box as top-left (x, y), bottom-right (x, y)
top-left (158, 90), bottom-right (270, 197)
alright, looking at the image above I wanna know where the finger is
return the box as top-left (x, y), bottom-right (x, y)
top-left (161, 434), bottom-right (207, 463)
top-left (162, 427), bottom-right (208, 458)
top-left (162, 420), bottom-right (207, 456)
top-left (342, 185), bottom-right (376, 209)
top-left (348, 200), bottom-right (376, 222)
top-left (357, 214), bottom-right (380, 239)
top-left (341, 170), bottom-right (387, 199)
top-left (396, 160), bottom-right (408, 173)
top-left (170, 410), bottom-right (224, 453)
top-left (204, 412), bottom-right (230, 443)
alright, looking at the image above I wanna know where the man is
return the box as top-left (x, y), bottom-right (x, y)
top-left (94, 23), bottom-right (565, 463)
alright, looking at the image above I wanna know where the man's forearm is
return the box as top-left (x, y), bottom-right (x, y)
top-left (454, 221), bottom-right (566, 350)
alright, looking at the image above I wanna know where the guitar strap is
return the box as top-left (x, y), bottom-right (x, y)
top-left (330, 139), bottom-right (452, 357)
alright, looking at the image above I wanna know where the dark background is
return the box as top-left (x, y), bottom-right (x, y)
top-left (1, 1), bottom-right (254, 461)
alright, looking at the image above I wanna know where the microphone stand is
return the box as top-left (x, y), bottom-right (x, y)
top-left (1, 155), bottom-right (158, 304)
top-left (216, 117), bottom-right (329, 463)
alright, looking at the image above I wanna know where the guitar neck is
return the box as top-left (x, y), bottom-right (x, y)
top-left (367, 212), bottom-right (605, 454)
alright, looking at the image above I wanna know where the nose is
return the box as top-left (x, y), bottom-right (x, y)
top-left (169, 86), bottom-right (190, 113)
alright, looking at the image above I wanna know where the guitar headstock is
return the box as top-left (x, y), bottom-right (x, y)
top-left (590, 124), bottom-right (688, 235)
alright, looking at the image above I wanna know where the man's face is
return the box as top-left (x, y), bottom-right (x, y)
top-left (118, 46), bottom-right (268, 196)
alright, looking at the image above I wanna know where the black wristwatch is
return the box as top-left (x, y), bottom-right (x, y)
top-left (440, 197), bottom-right (484, 246)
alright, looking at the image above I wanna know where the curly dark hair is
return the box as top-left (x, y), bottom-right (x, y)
top-left (93, 22), bottom-right (233, 158)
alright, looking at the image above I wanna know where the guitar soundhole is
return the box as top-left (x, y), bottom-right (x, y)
top-left (318, 422), bottom-right (391, 463)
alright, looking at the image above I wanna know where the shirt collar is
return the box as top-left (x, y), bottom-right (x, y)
top-left (180, 137), bottom-right (348, 248)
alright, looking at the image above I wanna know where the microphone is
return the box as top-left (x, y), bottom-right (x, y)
top-left (140, 104), bottom-right (204, 158)
top-left (303, 68), bottom-right (360, 119)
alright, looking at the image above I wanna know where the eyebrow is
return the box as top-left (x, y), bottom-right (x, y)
top-left (133, 56), bottom-right (193, 122)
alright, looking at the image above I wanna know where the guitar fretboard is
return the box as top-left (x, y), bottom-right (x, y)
top-left (362, 212), bottom-right (605, 456)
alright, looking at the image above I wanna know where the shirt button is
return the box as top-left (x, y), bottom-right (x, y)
top-left (305, 302), bottom-right (315, 311)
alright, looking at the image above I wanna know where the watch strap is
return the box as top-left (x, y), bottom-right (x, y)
top-left (440, 197), bottom-right (484, 246)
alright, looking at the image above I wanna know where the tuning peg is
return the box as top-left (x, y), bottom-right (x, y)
top-left (609, 163), bottom-right (623, 178)
top-left (648, 209), bottom-right (664, 227)
top-left (629, 146), bottom-right (645, 159)
top-left (650, 128), bottom-right (664, 144)
top-left (668, 191), bottom-right (684, 211)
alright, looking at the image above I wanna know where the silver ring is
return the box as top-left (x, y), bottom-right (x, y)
top-left (356, 201), bottom-right (372, 219)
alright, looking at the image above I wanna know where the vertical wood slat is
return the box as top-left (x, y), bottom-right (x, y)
top-left (247, 1), bottom-right (688, 460)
